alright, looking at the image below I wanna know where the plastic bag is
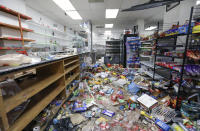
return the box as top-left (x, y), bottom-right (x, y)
top-left (127, 82), bottom-right (140, 95)
top-left (0, 79), bottom-right (21, 99)
top-left (7, 99), bottom-right (30, 125)
top-left (181, 93), bottom-right (200, 120)
top-left (112, 79), bottom-right (128, 88)
top-left (0, 54), bottom-right (32, 66)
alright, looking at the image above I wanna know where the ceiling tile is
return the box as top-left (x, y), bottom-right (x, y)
top-left (25, 0), bottom-right (165, 35)
top-left (71, 0), bottom-right (90, 10)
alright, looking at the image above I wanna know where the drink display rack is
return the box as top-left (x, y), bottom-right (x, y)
top-left (0, 5), bottom-right (34, 55)
top-left (139, 40), bottom-right (153, 60)
top-left (152, 6), bottom-right (200, 110)
top-left (139, 38), bottom-right (164, 80)
top-left (126, 37), bottom-right (140, 68)
top-left (105, 40), bottom-right (121, 65)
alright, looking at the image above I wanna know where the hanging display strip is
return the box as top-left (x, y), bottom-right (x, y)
top-left (126, 37), bottom-right (140, 68)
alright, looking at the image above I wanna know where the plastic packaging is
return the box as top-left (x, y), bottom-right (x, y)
top-left (155, 118), bottom-right (171, 131)
top-left (172, 123), bottom-right (184, 131)
top-left (0, 54), bottom-right (32, 66)
top-left (102, 110), bottom-right (115, 117)
top-left (0, 79), bottom-right (21, 99)
top-left (127, 82), bottom-right (140, 95)
top-left (178, 122), bottom-right (188, 131)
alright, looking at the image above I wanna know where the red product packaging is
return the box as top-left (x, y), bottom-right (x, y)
top-left (173, 65), bottom-right (182, 72)
top-left (111, 93), bottom-right (117, 101)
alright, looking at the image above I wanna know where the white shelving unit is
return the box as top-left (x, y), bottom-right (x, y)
top-left (26, 20), bottom-right (88, 54)
top-left (27, 20), bottom-right (67, 35)
top-left (145, 70), bottom-right (163, 80)
top-left (140, 42), bottom-right (152, 45)
top-left (140, 68), bottom-right (163, 80)
top-left (31, 32), bottom-right (71, 41)
top-left (140, 61), bottom-right (160, 69)
top-left (140, 47), bottom-right (153, 49)
top-left (140, 55), bottom-right (152, 58)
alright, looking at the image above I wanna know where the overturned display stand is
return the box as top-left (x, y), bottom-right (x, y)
top-left (0, 55), bottom-right (80, 131)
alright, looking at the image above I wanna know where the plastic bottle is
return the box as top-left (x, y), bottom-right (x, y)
top-left (172, 123), bottom-right (184, 131)
top-left (178, 122), bottom-right (188, 131)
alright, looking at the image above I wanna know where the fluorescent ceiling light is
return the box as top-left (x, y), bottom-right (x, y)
top-left (145, 26), bottom-right (157, 31)
top-left (105, 24), bottom-right (113, 28)
top-left (106, 9), bottom-right (119, 18)
top-left (197, 0), bottom-right (200, 5)
top-left (52, 0), bottom-right (82, 20)
top-left (67, 11), bottom-right (82, 20)
top-left (105, 30), bottom-right (111, 35)
top-left (52, 0), bottom-right (75, 11)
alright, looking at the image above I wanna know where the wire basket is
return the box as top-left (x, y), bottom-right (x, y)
top-left (181, 93), bottom-right (200, 120)
top-left (151, 105), bottom-right (176, 123)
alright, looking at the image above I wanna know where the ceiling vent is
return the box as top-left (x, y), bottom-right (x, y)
top-left (88, 0), bottom-right (104, 3)
top-left (96, 25), bottom-right (104, 29)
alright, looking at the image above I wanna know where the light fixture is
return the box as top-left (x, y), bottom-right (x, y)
top-left (105, 30), bottom-right (111, 35)
top-left (145, 26), bottom-right (157, 31)
top-left (52, 0), bottom-right (82, 20)
top-left (106, 9), bottom-right (119, 18)
top-left (67, 11), bottom-right (82, 20)
top-left (196, 0), bottom-right (200, 5)
top-left (105, 24), bottom-right (113, 28)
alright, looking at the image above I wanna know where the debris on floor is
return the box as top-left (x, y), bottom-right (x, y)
top-left (45, 64), bottom-right (200, 131)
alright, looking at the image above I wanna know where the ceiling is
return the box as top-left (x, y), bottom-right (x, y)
top-left (25, 0), bottom-right (165, 37)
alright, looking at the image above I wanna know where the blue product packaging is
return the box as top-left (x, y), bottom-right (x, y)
top-left (178, 25), bottom-right (188, 34)
top-left (155, 119), bottom-right (171, 131)
top-left (102, 110), bottom-right (115, 117)
top-left (106, 88), bottom-right (114, 94)
top-left (72, 101), bottom-right (87, 112)
top-left (178, 23), bottom-right (195, 34)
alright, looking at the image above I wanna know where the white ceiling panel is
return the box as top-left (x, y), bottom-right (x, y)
top-left (71, 0), bottom-right (90, 10)
top-left (89, 2), bottom-right (105, 11)
top-left (25, 0), bottom-right (165, 36)
top-left (105, 0), bottom-right (122, 8)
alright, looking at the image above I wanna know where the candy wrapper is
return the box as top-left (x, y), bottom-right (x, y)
top-left (102, 110), bottom-right (115, 117)
top-left (72, 101), bottom-right (87, 112)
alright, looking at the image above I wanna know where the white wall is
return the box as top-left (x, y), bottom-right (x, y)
top-left (26, 6), bottom-right (73, 47)
top-left (163, 0), bottom-right (196, 30)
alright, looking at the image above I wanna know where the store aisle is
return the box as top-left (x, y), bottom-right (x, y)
top-left (44, 63), bottom-right (193, 131)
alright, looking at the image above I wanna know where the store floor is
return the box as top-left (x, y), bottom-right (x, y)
top-left (44, 64), bottom-right (163, 131)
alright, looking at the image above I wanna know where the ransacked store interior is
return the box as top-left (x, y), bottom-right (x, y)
top-left (0, 0), bottom-right (200, 131)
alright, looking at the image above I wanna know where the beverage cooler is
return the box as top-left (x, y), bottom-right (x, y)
top-left (126, 37), bottom-right (140, 68)
top-left (122, 34), bottom-right (140, 68)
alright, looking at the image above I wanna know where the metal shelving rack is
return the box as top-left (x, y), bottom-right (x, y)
top-left (105, 40), bottom-right (122, 64)
top-left (139, 39), bottom-right (164, 80)
top-left (152, 6), bottom-right (200, 110)
top-left (152, 22), bottom-right (179, 86)
top-left (152, 22), bottom-right (188, 110)
top-left (139, 41), bottom-right (153, 60)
